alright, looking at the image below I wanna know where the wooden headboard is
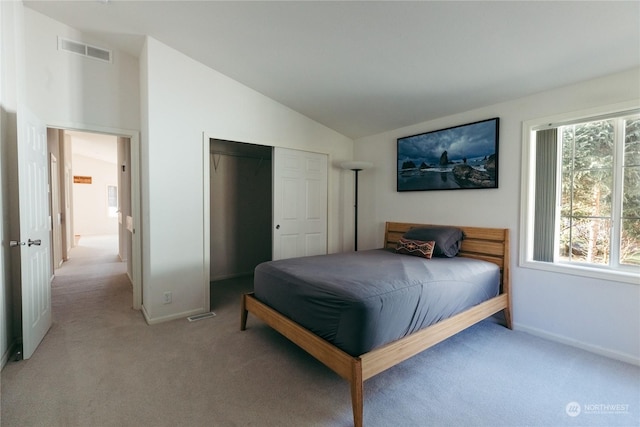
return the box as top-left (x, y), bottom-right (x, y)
top-left (384, 221), bottom-right (511, 298)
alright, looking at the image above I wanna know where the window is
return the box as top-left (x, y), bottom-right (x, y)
top-left (521, 102), bottom-right (640, 284)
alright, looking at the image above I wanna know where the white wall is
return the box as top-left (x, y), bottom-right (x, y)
top-left (22, 9), bottom-right (139, 131)
top-left (71, 154), bottom-right (118, 237)
top-left (354, 68), bottom-right (640, 364)
top-left (140, 37), bottom-right (354, 323)
top-left (0, 0), bottom-right (19, 367)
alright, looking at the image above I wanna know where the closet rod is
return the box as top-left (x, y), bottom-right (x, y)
top-left (210, 150), bottom-right (271, 161)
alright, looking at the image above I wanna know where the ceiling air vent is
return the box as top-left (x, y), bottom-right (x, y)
top-left (58, 37), bottom-right (112, 63)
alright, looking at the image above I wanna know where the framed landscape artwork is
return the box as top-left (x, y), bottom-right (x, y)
top-left (397, 117), bottom-right (500, 191)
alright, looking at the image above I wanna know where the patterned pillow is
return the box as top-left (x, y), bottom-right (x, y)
top-left (402, 226), bottom-right (464, 257)
top-left (395, 238), bottom-right (435, 259)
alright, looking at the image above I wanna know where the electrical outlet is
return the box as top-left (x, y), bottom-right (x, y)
top-left (163, 291), bottom-right (172, 304)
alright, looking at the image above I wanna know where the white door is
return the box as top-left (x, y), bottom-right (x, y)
top-left (15, 108), bottom-right (52, 359)
top-left (273, 147), bottom-right (328, 260)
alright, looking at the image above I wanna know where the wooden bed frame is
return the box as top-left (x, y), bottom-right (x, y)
top-left (240, 222), bottom-right (511, 427)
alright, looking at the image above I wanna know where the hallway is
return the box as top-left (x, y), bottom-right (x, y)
top-left (51, 234), bottom-right (139, 336)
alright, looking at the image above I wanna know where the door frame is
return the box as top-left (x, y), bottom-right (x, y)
top-left (50, 121), bottom-right (142, 310)
top-left (48, 152), bottom-right (62, 270)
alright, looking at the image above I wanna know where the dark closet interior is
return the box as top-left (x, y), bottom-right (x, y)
top-left (209, 139), bottom-right (272, 284)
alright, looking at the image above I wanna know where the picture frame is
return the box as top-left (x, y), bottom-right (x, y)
top-left (397, 117), bottom-right (499, 192)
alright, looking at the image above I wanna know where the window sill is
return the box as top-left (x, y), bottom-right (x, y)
top-left (519, 259), bottom-right (639, 285)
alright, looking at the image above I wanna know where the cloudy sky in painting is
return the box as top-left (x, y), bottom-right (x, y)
top-left (398, 118), bottom-right (498, 166)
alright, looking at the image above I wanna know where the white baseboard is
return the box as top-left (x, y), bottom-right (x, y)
top-left (141, 304), bottom-right (208, 325)
top-left (514, 322), bottom-right (640, 366)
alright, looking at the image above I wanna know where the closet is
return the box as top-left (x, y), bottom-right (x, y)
top-left (209, 139), bottom-right (272, 281)
top-left (208, 139), bottom-right (328, 311)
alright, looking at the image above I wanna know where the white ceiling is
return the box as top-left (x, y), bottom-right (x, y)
top-left (24, 1), bottom-right (640, 139)
top-left (67, 130), bottom-right (118, 163)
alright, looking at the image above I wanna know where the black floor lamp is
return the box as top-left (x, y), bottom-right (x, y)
top-left (341, 161), bottom-right (373, 251)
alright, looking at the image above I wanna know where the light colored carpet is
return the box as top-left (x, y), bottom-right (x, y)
top-left (1, 236), bottom-right (638, 426)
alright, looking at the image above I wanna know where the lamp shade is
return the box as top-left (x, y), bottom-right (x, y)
top-left (340, 161), bottom-right (373, 171)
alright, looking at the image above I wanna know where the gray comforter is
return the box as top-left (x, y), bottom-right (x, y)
top-left (254, 249), bottom-right (499, 356)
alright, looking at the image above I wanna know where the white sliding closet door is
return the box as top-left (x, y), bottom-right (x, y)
top-left (273, 147), bottom-right (328, 260)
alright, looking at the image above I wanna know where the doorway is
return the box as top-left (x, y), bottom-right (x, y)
top-left (67, 131), bottom-right (120, 259)
top-left (209, 139), bottom-right (272, 308)
top-left (47, 128), bottom-right (139, 308)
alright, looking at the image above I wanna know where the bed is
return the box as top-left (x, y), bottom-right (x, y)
top-left (241, 221), bottom-right (511, 426)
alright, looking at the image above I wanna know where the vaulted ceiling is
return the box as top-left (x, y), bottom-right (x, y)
top-left (24, 1), bottom-right (640, 139)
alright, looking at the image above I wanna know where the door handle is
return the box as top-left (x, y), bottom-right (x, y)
top-left (10, 239), bottom-right (41, 247)
top-left (275, 224), bottom-right (280, 229)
